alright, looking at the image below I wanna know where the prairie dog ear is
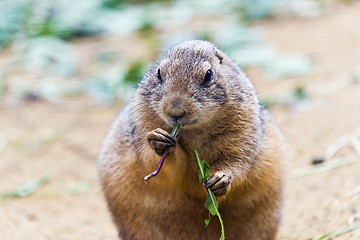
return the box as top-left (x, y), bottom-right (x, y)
top-left (215, 49), bottom-right (225, 64)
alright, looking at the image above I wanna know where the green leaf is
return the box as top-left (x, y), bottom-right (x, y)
top-left (204, 212), bottom-right (211, 228)
top-left (193, 149), bottom-right (225, 240)
top-left (193, 150), bottom-right (211, 183)
top-left (197, 159), bottom-right (207, 183)
top-left (198, 167), bottom-right (204, 183)
top-left (204, 161), bottom-right (210, 182)
top-left (205, 189), bottom-right (218, 216)
top-left (193, 150), bottom-right (205, 181)
top-left (171, 124), bottom-right (182, 138)
top-left (204, 161), bottom-right (211, 169)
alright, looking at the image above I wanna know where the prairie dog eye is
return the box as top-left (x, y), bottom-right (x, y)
top-left (202, 69), bottom-right (213, 85)
top-left (157, 68), bottom-right (162, 82)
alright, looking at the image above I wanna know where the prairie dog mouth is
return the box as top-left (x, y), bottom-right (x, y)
top-left (166, 118), bottom-right (198, 128)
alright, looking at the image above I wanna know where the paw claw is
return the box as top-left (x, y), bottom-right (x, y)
top-left (147, 128), bottom-right (176, 155)
top-left (206, 171), bottom-right (231, 197)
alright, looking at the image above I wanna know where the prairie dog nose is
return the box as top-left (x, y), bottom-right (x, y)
top-left (166, 96), bottom-right (186, 120)
top-left (167, 107), bottom-right (185, 119)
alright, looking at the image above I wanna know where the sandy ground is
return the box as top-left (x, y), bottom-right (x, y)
top-left (1, 2), bottom-right (360, 240)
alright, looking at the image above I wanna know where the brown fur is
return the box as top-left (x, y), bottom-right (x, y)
top-left (98, 40), bottom-right (286, 240)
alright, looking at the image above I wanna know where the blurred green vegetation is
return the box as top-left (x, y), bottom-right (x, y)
top-left (2, 174), bottom-right (51, 200)
top-left (102, 0), bottom-right (174, 8)
top-left (0, 0), bottom-right (318, 105)
top-left (237, 0), bottom-right (276, 21)
top-left (123, 61), bottom-right (148, 85)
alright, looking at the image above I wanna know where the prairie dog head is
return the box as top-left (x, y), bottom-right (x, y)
top-left (135, 40), bottom-right (255, 129)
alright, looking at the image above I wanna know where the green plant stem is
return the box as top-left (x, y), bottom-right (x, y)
top-left (193, 149), bottom-right (225, 240)
top-left (194, 149), bottom-right (205, 179)
top-left (316, 224), bottom-right (360, 240)
top-left (207, 188), bottom-right (225, 240)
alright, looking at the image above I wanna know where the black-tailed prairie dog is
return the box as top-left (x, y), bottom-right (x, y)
top-left (99, 40), bottom-right (286, 240)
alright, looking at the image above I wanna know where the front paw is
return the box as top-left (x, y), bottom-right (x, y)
top-left (146, 128), bottom-right (176, 155)
top-left (205, 171), bottom-right (232, 197)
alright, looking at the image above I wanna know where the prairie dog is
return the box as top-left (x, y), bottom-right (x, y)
top-left (99, 40), bottom-right (285, 240)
